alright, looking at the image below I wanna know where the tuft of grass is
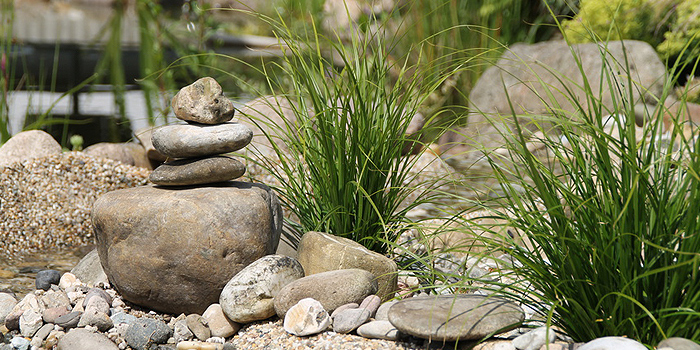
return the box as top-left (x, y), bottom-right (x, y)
top-left (234, 9), bottom-right (459, 255)
top-left (476, 39), bottom-right (700, 344)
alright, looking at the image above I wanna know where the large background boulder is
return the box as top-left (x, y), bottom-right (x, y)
top-left (0, 130), bottom-right (62, 167)
top-left (92, 182), bottom-right (282, 314)
top-left (440, 40), bottom-right (668, 158)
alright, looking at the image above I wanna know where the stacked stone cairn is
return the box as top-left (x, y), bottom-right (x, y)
top-left (148, 76), bottom-right (250, 187)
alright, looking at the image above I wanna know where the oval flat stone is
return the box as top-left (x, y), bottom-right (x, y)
top-left (388, 294), bottom-right (524, 341)
top-left (152, 122), bottom-right (253, 158)
top-left (149, 155), bottom-right (246, 186)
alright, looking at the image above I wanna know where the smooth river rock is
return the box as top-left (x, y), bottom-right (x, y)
top-left (92, 182), bottom-right (282, 314)
top-left (151, 122), bottom-right (252, 158)
top-left (220, 255), bottom-right (304, 323)
top-left (297, 231), bottom-right (398, 301)
top-left (172, 77), bottom-right (235, 125)
top-left (57, 328), bottom-right (119, 350)
top-left (658, 338), bottom-right (700, 350)
top-left (388, 294), bottom-right (524, 341)
top-left (577, 337), bottom-right (647, 350)
top-left (0, 130), bottom-right (62, 167)
top-left (149, 155), bottom-right (246, 186)
top-left (274, 269), bottom-right (378, 318)
top-left (283, 298), bottom-right (330, 336)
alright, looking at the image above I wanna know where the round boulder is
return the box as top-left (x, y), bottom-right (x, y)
top-left (297, 231), bottom-right (397, 300)
top-left (92, 182), bottom-right (282, 314)
top-left (220, 255), bottom-right (304, 323)
top-left (0, 130), bottom-right (62, 167)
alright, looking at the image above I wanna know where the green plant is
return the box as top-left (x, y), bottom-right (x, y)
top-left (562, 0), bottom-right (657, 44)
top-left (0, 0), bottom-right (13, 143)
top-left (657, 0), bottom-right (700, 65)
top-left (237, 10), bottom-right (458, 254)
top-left (475, 40), bottom-right (700, 344)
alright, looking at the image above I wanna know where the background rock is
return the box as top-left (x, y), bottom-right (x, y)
top-left (93, 182), bottom-right (282, 314)
top-left (297, 231), bottom-right (397, 301)
top-left (83, 142), bottom-right (152, 169)
top-left (70, 249), bottom-right (109, 288)
top-left (0, 130), bottom-right (62, 167)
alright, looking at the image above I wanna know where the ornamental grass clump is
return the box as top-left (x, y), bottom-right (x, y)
top-left (476, 40), bottom-right (700, 344)
top-left (240, 12), bottom-right (458, 254)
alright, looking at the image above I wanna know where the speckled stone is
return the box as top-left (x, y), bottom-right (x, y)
top-left (151, 122), bottom-right (252, 159)
top-left (171, 77), bottom-right (235, 125)
top-left (149, 156), bottom-right (246, 186)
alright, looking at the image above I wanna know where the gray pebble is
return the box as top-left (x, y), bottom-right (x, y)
top-left (356, 320), bottom-right (400, 340)
top-left (332, 308), bottom-right (371, 334)
top-left (54, 311), bottom-right (83, 329)
top-left (36, 270), bottom-right (62, 291)
top-left (10, 336), bottom-right (30, 350)
top-left (185, 314), bottom-right (211, 341)
top-left (125, 317), bottom-right (173, 350)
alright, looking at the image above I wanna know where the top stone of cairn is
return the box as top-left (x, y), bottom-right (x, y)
top-left (172, 77), bottom-right (235, 125)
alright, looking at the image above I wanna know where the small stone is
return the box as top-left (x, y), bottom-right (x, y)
top-left (283, 298), bottom-right (330, 336)
top-left (0, 293), bottom-right (17, 324)
top-left (125, 318), bottom-right (173, 350)
top-left (375, 300), bottom-right (397, 321)
top-left (512, 326), bottom-right (557, 350)
top-left (44, 330), bottom-right (65, 349)
top-left (329, 303), bottom-right (359, 318)
top-left (388, 294), bottom-right (524, 341)
top-left (658, 338), bottom-right (700, 350)
top-left (359, 295), bottom-right (381, 317)
top-left (174, 319), bottom-right (194, 342)
top-left (57, 328), bottom-right (119, 350)
top-left (220, 255), bottom-right (304, 323)
top-left (274, 269), bottom-right (378, 317)
top-left (149, 156), bottom-right (246, 186)
top-left (54, 311), bottom-right (83, 329)
top-left (111, 312), bottom-right (138, 326)
top-left (82, 294), bottom-right (111, 317)
top-left (4, 309), bottom-right (23, 331)
top-left (577, 337), bottom-right (647, 350)
top-left (35, 270), bottom-right (62, 291)
top-left (77, 309), bottom-right (113, 332)
top-left (58, 273), bottom-right (79, 290)
top-left (10, 336), bottom-right (30, 350)
top-left (83, 288), bottom-right (113, 309)
top-left (39, 289), bottom-right (71, 310)
top-left (151, 122), bottom-right (252, 159)
top-left (30, 323), bottom-right (54, 348)
top-left (356, 320), bottom-right (400, 340)
top-left (201, 304), bottom-right (239, 338)
top-left (176, 340), bottom-right (224, 350)
top-left (185, 314), bottom-right (210, 341)
top-left (19, 309), bottom-right (43, 337)
top-left (172, 77), bottom-right (235, 125)
top-left (331, 308), bottom-right (371, 334)
top-left (42, 306), bottom-right (71, 324)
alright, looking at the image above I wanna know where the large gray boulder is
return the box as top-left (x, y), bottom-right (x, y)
top-left (92, 181), bottom-right (282, 314)
top-left (0, 130), bottom-right (62, 167)
top-left (440, 40), bottom-right (667, 158)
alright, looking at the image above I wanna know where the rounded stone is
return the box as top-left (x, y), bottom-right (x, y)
top-left (356, 320), bottom-right (399, 340)
top-left (388, 294), bottom-right (524, 341)
top-left (283, 298), bottom-right (330, 337)
top-left (84, 142), bottom-right (152, 169)
top-left (57, 328), bottom-right (119, 350)
top-left (151, 122), bottom-right (252, 159)
top-left (0, 130), bottom-right (62, 167)
top-left (185, 314), bottom-right (210, 341)
top-left (202, 304), bottom-right (240, 338)
top-left (149, 155), bottom-right (246, 186)
top-left (92, 182), bottom-right (282, 315)
top-left (0, 293), bottom-right (17, 325)
top-left (54, 311), bottom-right (82, 329)
top-left (578, 337), bottom-right (647, 350)
top-left (297, 231), bottom-right (398, 301)
top-left (658, 338), bottom-right (700, 350)
top-left (273, 268), bottom-right (378, 318)
top-left (124, 318), bottom-right (172, 350)
top-left (35, 270), bottom-right (62, 291)
top-left (19, 309), bottom-right (43, 337)
top-left (171, 77), bottom-right (235, 125)
top-left (42, 305), bottom-right (71, 324)
top-left (331, 308), bottom-right (371, 334)
top-left (220, 255), bottom-right (304, 323)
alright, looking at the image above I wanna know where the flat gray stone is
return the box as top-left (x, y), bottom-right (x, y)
top-left (125, 318), bottom-right (172, 350)
top-left (151, 122), bottom-right (252, 158)
top-left (185, 313), bottom-right (210, 341)
top-left (172, 77), bottom-right (235, 125)
top-left (332, 308), bottom-right (371, 334)
top-left (70, 249), bottom-right (109, 288)
top-left (0, 293), bottom-right (17, 325)
top-left (273, 269), bottom-right (378, 318)
top-left (220, 255), bottom-right (304, 323)
top-left (356, 320), bottom-right (400, 340)
top-left (149, 155), bottom-right (246, 186)
top-left (388, 294), bottom-right (524, 341)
